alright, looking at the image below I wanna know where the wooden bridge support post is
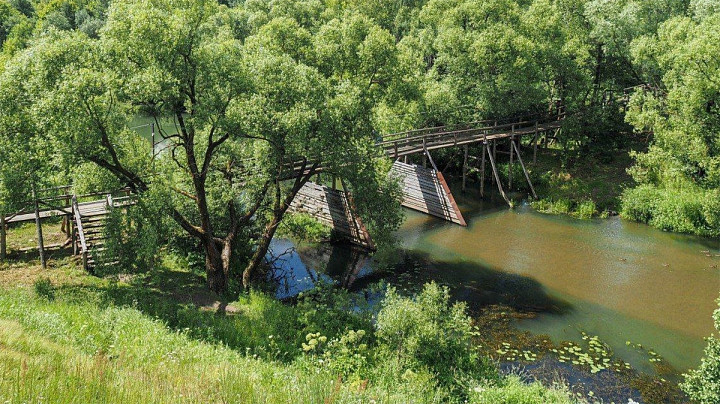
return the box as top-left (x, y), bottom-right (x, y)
top-left (486, 144), bottom-right (512, 207)
top-left (462, 145), bottom-right (469, 193)
top-left (0, 215), bottom-right (6, 261)
top-left (509, 135), bottom-right (515, 190)
top-left (533, 122), bottom-right (539, 164)
top-left (32, 186), bottom-right (46, 269)
top-left (480, 142), bottom-right (487, 198)
top-left (492, 140), bottom-right (497, 185)
top-left (511, 140), bottom-right (538, 200)
top-left (422, 138), bottom-right (428, 168)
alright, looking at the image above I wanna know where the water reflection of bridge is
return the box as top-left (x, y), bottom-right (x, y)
top-left (288, 115), bottom-right (563, 248)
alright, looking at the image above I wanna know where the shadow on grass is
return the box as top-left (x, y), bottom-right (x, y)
top-left (53, 264), bottom-right (306, 362)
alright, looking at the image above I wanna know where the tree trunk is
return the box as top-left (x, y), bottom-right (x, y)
top-left (204, 239), bottom-right (227, 293)
top-left (242, 215), bottom-right (282, 288)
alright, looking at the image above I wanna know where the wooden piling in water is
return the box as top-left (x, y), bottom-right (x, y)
top-left (486, 144), bottom-right (511, 207)
top-left (511, 140), bottom-right (538, 200)
top-left (480, 142), bottom-right (486, 198)
top-left (462, 145), bottom-right (468, 193)
top-left (509, 134), bottom-right (515, 190)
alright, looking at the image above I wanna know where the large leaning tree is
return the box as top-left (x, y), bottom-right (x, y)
top-left (0, 0), bottom-right (402, 292)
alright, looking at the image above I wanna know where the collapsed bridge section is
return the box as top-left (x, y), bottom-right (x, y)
top-left (288, 182), bottom-right (375, 250)
top-left (389, 161), bottom-right (466, 226)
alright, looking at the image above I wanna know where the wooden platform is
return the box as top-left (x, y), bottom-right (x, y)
top-left (5, 200), bottom-right (108, 224)
top-left (4, 198), bottom-right (135, 224)
top-left (288, 182), bottom-right (375, 250)
top-left (389, 161), bottom-right (466, 226)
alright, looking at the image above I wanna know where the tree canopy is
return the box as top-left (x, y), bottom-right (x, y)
top-left (1, 0), bottom-right (719, 290)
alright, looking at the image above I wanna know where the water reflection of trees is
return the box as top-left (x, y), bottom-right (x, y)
top-left (266, 242), bottom-right (371, 297)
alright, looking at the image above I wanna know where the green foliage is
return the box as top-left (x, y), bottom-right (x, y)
top-left (375, 283), bottom-right (495, 393)
top-left (559, 105), bottom-right (631, 161)
top-left (33, 277), bottom-right (55, 300)
top-left (277, 213), bottom-right (331, 244)
top-left (532, 197), bottom-right (598, 219)
top-left (622, 12), bottom-right (720, 236)
top-left (470, 375), bottom-right (574, 404)
top-left (98, 191), bottom-right (169, 275)
top-left (621, 185), bottom-right (720, 237)
top-left (574, 200), bottom-right (597, 219)
top-left (682, 299), bottom-right (720, 403)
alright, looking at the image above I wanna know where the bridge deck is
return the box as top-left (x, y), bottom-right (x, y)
top-left (390, 161), bottom-right (466, 226)
top-left (5, 200), bottom-right (110, 224)
top-left (289, 182), bottom-right (375, 249)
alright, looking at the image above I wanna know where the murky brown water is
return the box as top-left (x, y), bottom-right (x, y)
top-left (397, 193), bottom-right (720, 372)
top-left (270, 185), bottom-right (720, 373)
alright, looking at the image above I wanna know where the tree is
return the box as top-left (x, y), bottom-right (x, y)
top-left (622, 12), bottom-right (720, 236)
top-left (0, 0), bottom-right (401, 292)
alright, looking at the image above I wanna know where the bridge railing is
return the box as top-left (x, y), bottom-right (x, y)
top-left (379, 111), bottom-right (555, 143)
top-left (378, 114), bottom-right (560, 158)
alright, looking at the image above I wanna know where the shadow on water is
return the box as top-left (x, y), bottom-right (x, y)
top-left (267, 239), bottom-right (572, 317)
top-left (350, 250), bottom-right (572, 316)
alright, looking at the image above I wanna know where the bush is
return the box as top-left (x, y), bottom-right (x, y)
top-left (621, 185), bottom-right (720, 237)
top-left (375, 283), bottom-right (495, 394)
top-left (682, 300), bottom-right (720, 403)
top-left (33, 277), bottom-right (55, 301)
top-left (573, 200), bottom-right (597, 219)
top-left (277, 213), bottom-right (331, 243)
top-left (470, 375), bottom-right (574, 404)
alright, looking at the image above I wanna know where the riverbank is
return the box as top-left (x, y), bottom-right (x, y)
top-left (0, 251), bottom-right (687, 404)
top-left (527, 140), bottom-right (642, 218)
top-left (0, 221), bottom-right (576, 403)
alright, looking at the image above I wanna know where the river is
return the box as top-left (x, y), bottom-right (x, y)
top-left (269, 184), bottom-right (720, 374)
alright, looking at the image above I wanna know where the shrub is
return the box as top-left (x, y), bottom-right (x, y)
top-left (277, 213), bottom-right (331, 243)
top-left (682, 300), bottom-right (720, 403)
top-left (375, 283), bottom-right (495, 394)
top-left (470, 375), bottom-right (574, 404)
top-left (33, 277), bottom-right (55, 301)
top-left (573, 200), bottom-right (596, 219)
top-left (621, 185), bottom-right (720, 237)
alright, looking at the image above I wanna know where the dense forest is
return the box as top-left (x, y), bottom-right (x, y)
top-left (1, 0), bottom-right (719, 403)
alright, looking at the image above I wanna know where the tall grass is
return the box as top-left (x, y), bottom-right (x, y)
top-left (0, 262), bottom-right (578, 403)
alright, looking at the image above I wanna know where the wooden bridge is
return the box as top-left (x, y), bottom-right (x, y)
top-left (1, 114), bottom-right (563, 260)
top-left (286, 114), bottom-right (563, 247)
top-left (0, 187), bottom-right (135, 271)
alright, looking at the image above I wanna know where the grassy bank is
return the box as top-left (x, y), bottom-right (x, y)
top-left (527, 141), bottom-right (640, 219)
top-left (0, 243), bottom-right (576, 404)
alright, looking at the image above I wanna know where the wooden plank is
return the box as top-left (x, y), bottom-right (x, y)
top-left (288, 182), bottom-right (374, 249)
top-left (0, 215), bottom-right (6, 260)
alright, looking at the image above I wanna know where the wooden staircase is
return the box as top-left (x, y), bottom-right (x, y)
top-left (72, 195), bottom-right (128, 272)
